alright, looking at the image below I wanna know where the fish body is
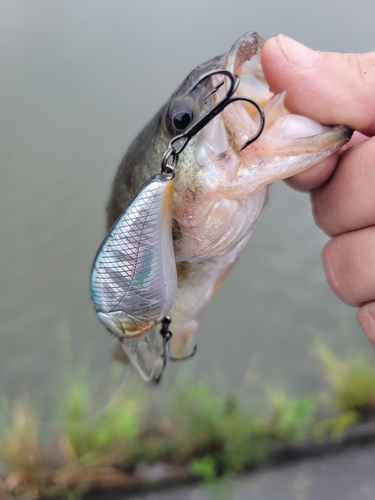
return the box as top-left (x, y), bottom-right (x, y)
top-left (101, 32), bottom-right (351, 373)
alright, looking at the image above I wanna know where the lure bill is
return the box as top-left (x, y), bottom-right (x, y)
top-left (90, 174), bottom-right (177, 381)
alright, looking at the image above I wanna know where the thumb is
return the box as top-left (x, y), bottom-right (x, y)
top-left (261, 35), bottom-right (375, 136)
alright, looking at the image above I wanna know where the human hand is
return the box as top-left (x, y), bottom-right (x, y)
top-left (261, 35), bottom-right (375, 343)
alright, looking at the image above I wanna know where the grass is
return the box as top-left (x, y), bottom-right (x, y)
top-left (1, 341), bottom-right (375, 498)
top-left (315, 342), bottom-right (375, 412)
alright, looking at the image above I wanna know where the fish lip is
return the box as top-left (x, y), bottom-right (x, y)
top-left (333, 125), bottom-right (354, 146)
top-left (224, 32), bottom-right (265, 75)
top-left (324, 124), bottom-right (353, 148)
top-left (266, 124), bottom-right (353, 156)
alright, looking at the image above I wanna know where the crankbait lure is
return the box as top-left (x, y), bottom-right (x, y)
top-left (90, 69), bottom-right (265, 383)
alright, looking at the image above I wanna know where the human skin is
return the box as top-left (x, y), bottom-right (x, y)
top-left (260, 35), bottom-right (375, 344)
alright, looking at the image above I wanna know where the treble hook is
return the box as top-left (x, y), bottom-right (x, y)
top-left (156, 68), bottom-right (265, 383)
top-left (168, 69), bottom-right (265, 156)
top-left (152, 316), bottom-right (197, 384)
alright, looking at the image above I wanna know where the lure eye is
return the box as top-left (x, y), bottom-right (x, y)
top-left (172, 111), bottom-right (193, 132)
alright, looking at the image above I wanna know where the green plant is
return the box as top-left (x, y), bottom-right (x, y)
top-left (267, 389), bottom-right (316, 442)
top-left (172, 383), bottom-right (274, 474)
top-left (58, 375), bottom-right (143, 461)
top-left (190, 455), bottom-right (217, 482)
top-left (0, 398), bottom-right (43, 499)
top-left (1, 341), bottom-right (375, 498)
top-left (315, 342), bottom-right (375, 412)
top-left (312, 410), bottom-right (358, 442)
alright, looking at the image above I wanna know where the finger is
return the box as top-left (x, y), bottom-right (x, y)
top-left (261, 36), bottom-right (375, 136)
top-left (285, 132), bottom-right (367, 192)
top-left (322, 226), bottom-right (375, 307)
top-left (284, 152), bottom-right (338, 191)
top-left (357, 302), bottom-right (375, 346)
top-left (340, 131), bottom-right (368, 151)
top-left (312, 137), bottom-right (375, 236)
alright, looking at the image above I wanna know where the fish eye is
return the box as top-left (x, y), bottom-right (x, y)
top-left (172, 111), bottom-right (193, 132)
top-left (167, 99), bottom-right (195, 135)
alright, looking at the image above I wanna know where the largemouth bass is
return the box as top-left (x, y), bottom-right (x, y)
top-left (99, 32), bottom-right (351, 379)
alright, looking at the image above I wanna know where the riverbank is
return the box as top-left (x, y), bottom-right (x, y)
top-left (118, 439), bottom-right (375, 500)
top-left (1, 342), bottom-right (375, 499)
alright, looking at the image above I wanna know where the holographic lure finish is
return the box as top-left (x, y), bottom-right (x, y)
top-left (90, 174), bottom-right (177, 345)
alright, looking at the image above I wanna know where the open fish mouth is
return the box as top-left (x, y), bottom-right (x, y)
top-left (215, 32), bottom-right (352, 181)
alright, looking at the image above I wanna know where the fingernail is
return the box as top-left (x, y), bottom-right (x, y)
top-left (276, 34), bottom-right (321, 68)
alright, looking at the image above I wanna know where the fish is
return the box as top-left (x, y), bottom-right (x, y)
top-left (98, 32), bottom-right (351, 380)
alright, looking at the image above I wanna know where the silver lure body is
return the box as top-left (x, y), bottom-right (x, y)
top-left (90, 174), bottom-right (176, 379)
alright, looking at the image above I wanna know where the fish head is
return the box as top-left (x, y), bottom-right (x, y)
top-left (154, 32), bottom-right (352, 263)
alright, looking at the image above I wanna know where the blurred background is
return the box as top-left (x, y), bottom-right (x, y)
top-left (1, 0), bottom-right (375, 411)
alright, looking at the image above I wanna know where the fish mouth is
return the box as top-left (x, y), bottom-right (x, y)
top-left (216, 32), bottom-right (352, 176)
top-left (225, 32), bottom-right (274, 113)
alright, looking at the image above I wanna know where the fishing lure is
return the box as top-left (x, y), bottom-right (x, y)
top-left (90, 69), bottom-right (265, 383)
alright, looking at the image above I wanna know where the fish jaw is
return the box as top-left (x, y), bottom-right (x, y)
top-left (215, 31), bottom-right (352, 191)
top-left (214, 92), bottom-right (352, 195)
